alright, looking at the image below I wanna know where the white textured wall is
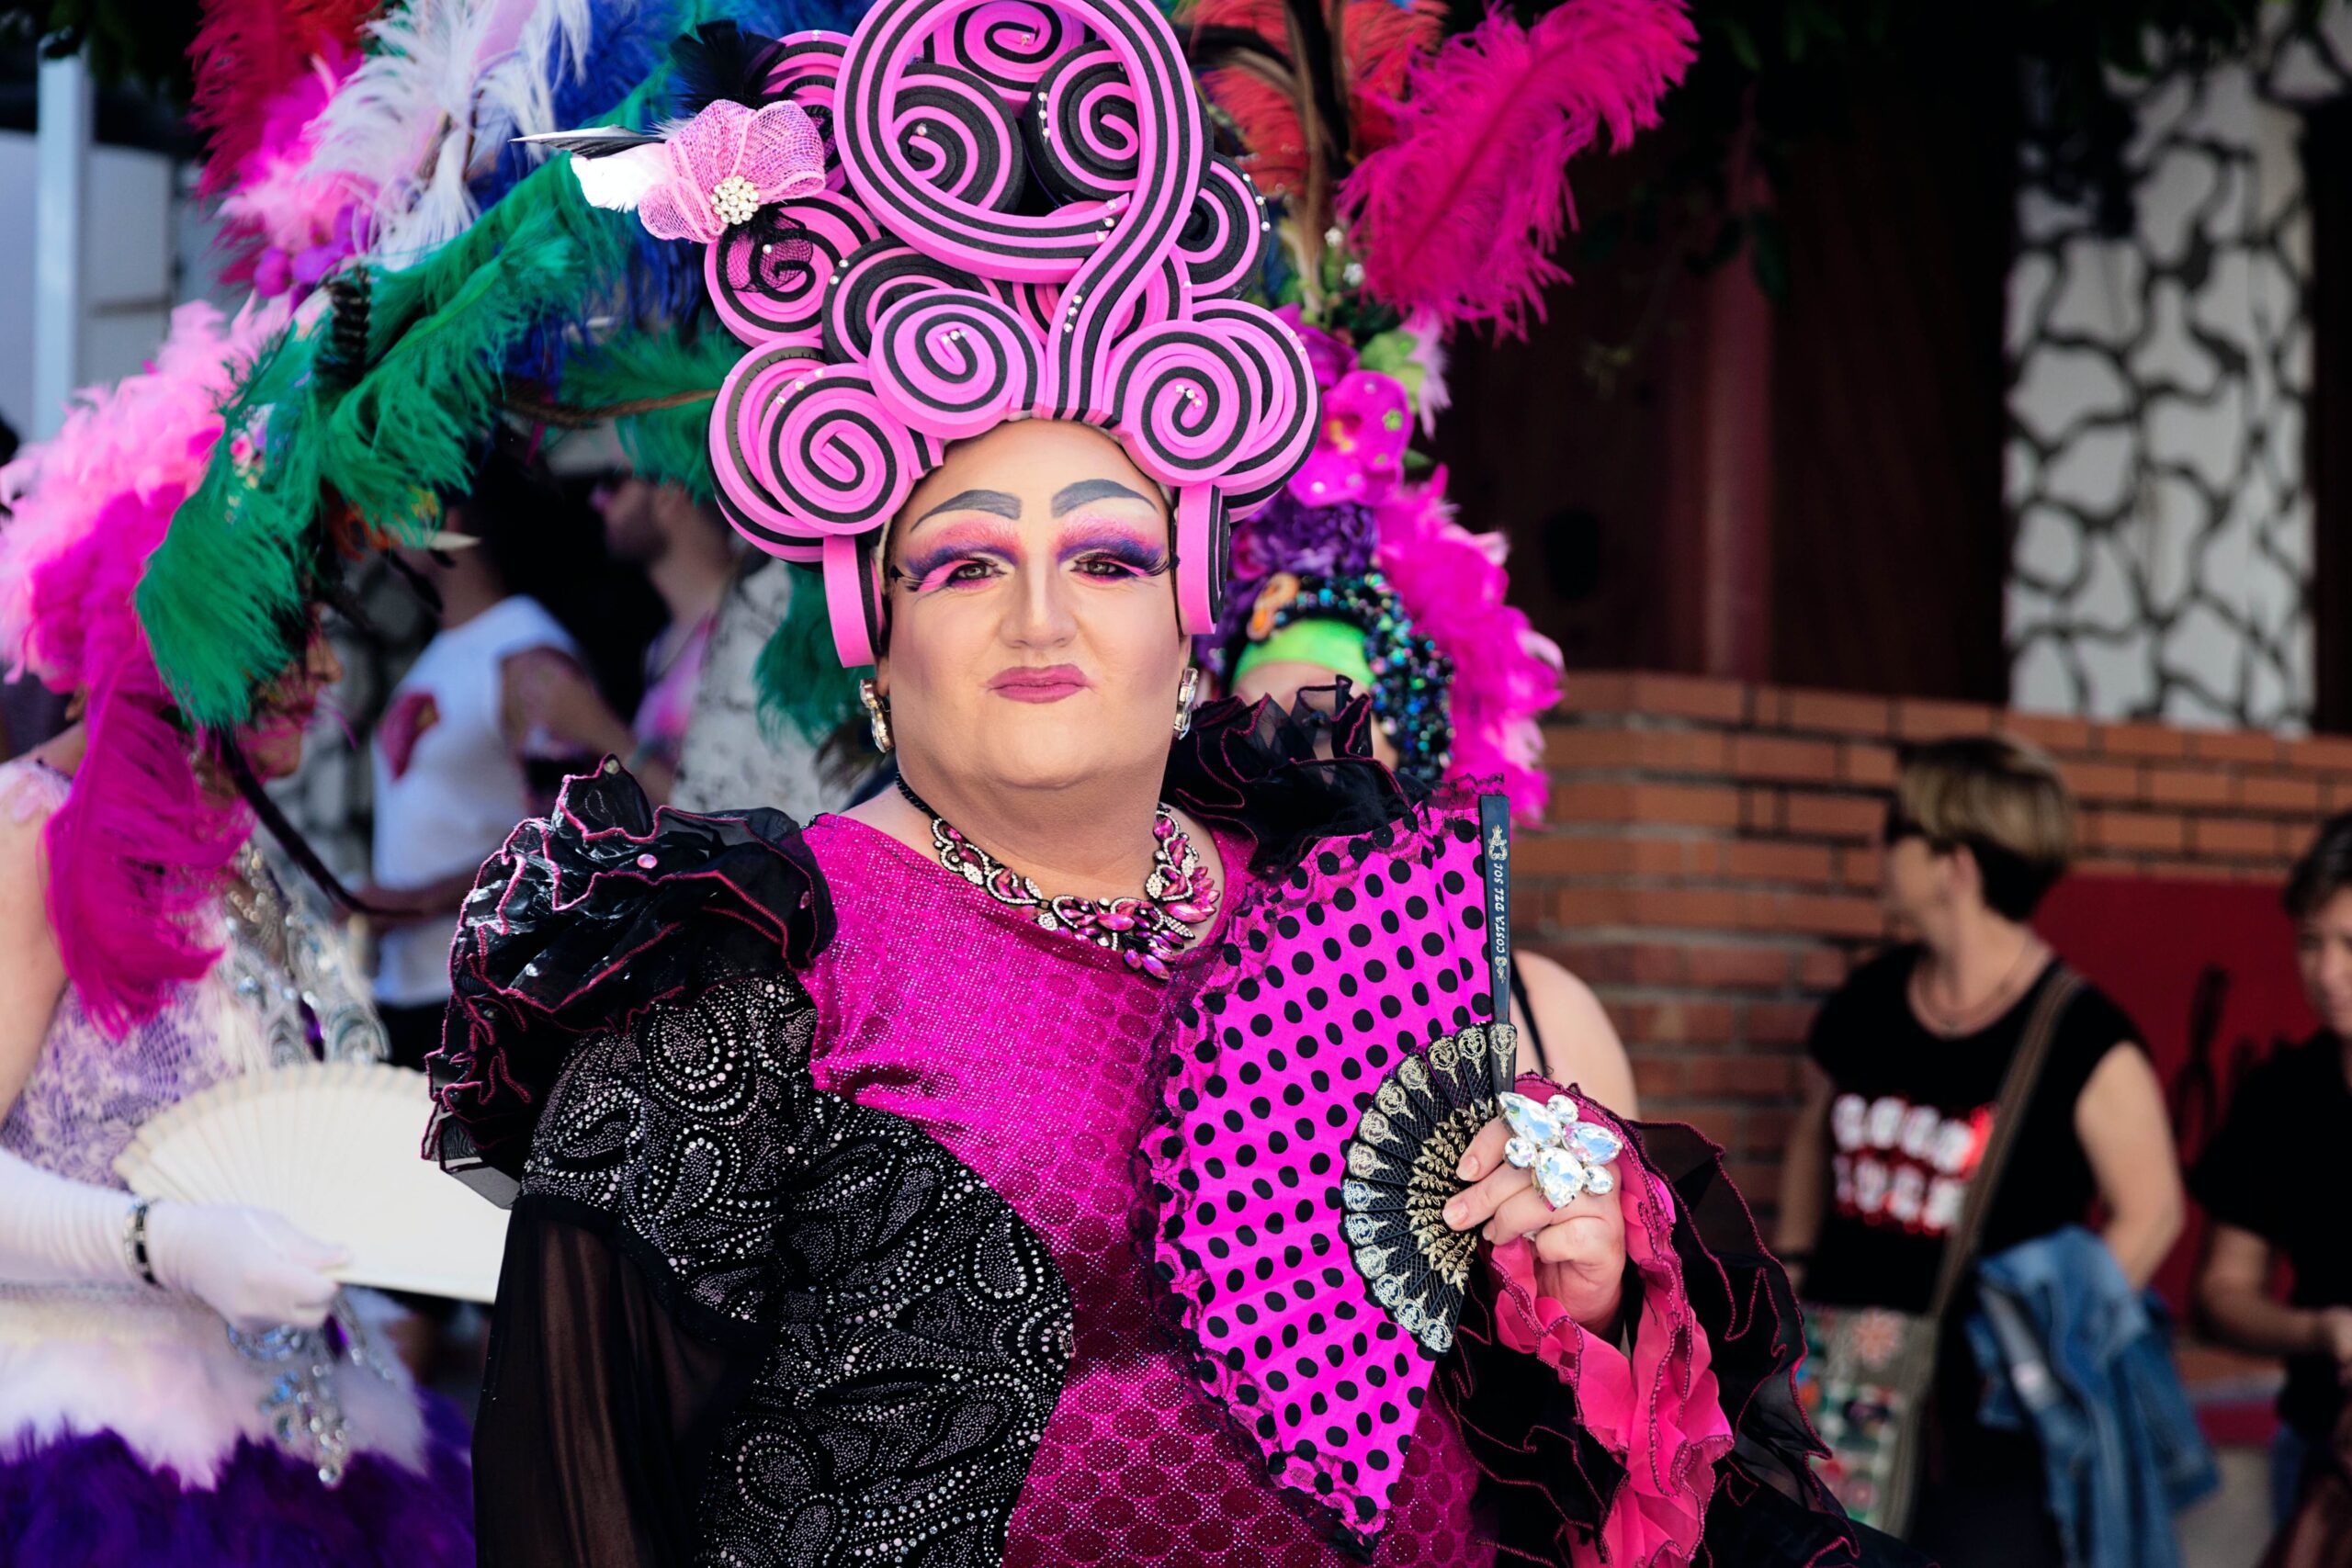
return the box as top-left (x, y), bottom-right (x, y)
top-left (2006, 16), bottom-right (2352, 728)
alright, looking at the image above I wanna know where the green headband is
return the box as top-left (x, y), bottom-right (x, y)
top-left (1232, 618), bottom-right (1378, 694)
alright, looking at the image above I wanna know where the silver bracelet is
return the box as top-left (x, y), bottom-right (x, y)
top-left (121, 1196), bottom-right (161, 1289)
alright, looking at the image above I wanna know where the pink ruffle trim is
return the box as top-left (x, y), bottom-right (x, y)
top-left (1487, 1078), bottom-right (1735, 1568)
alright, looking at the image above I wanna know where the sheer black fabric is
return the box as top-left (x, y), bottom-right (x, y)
top-left (476, 1202), bottom-right (760, 1567)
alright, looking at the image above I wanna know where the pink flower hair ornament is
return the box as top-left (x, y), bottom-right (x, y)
top-left (1290, 367), bottom-right (1412, 508)
top-left (523, 99), bottom-right (828, 245)
top-left (534, 0), bottom-right (1318, 667)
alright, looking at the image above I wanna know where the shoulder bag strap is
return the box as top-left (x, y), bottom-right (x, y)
top-left (1923, 958), bottom-right (2084, 1329)
top-left (1875, 959), bottom-right (2083, 1538)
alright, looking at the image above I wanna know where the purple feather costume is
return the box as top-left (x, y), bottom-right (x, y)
top-left (0, 760), bottom-right (473, 1567)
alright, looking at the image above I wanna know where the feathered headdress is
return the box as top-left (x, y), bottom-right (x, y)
top-left (1185, 0), bottom-right (1443, 254)
top-left (187, 0), bottom-right (380, 197)
top-left (1338, 0), bottom-right (1695, 334)
top-left (534, 0), bottom-right (1317, 667)
top-left (304, 0), bottom-right (594, 266)
top-left (0, 301), bottom-right (286, 1033)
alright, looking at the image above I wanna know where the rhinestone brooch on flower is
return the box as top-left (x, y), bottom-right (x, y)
top-left (1499, 1090), bottom-right (1625, 1208)
top-left (710, 174), bottom-right (761, 227)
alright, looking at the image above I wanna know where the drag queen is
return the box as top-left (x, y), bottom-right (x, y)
top-left (0, 305), bottom-right (472, 1563)
top-left (434, 4), bottom-right (1903, 1564)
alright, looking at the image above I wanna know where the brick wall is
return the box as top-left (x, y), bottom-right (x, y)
top-left (1521, 671), bottom-right (2348, 1224)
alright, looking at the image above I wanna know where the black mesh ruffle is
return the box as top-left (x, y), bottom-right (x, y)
top-left (1166, 682), bottom-right (1434, 878)
top-left (427, 759), bottom-right (832, 1186)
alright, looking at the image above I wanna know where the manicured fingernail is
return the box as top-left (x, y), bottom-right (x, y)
top-left (1444, 1200), bottom-right (1464, 1226)
top-left (1456, 1153), bottom-right (1478, 1179)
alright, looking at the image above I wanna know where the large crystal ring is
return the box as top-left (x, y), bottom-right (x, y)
top-left (1498, 1091), bottom-right (1625, 1208)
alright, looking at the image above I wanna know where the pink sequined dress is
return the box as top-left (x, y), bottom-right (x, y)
top-left (794, 816), bottom-right (1481, 1566)
top-left (435, 702), bottom-right (1897, 1568)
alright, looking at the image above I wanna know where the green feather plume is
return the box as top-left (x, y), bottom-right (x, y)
top-left (139, 64), bottom-right (674, 728)
top-left (139, 163), bottom-right (632, 728)
top-left (755, 565), bottom-right (866, 744)
top-left (133, 323), bottom-right (327, 732)
top-left (560, 323), bottom-right (741, 501)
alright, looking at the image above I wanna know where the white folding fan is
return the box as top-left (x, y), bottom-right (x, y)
top-left (114, 1061), bottom-right (509, 1304)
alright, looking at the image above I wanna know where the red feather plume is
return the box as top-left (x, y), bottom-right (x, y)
top-left (189, 0), bottom-right (380, 195)
top-left (1189, 0), bottom-right (1442, 202)
top-left (1338, 0), bottom-right (1693, 335)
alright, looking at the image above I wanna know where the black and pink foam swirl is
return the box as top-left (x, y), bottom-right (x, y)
top-left (699, 0), bottom-right (1317, 665)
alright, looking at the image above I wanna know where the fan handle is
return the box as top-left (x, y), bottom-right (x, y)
top-left (1477, 794), bottom-right (1515, 1101)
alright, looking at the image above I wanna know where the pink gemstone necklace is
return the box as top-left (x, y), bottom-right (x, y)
top-left (896, 777), bottom-right (1219, 980)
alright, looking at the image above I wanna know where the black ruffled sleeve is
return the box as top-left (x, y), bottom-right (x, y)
top-left (439, 764), bottom-right (1074, 1568)
top-left (426, 758), bottom-right (831, 1200)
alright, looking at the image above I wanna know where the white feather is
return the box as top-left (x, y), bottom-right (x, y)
top-left (377, 131), bottom-right (482, 270)
top-left (303, 0), bottom-right (556, 268)
top-left (570, 142), bottom-right (673, 212)
top-left (0, 1289), bottom-right (429, 1484)
top-left (475, 0), bottom-right (602, 175)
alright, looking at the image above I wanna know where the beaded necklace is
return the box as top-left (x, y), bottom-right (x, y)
top-left (895, 778), bottom-right (1218, 980)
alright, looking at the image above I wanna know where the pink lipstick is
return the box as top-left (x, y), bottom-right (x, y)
top-left (988, 664), bottom-right (1091, 703)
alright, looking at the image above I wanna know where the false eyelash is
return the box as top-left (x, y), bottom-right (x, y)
top-left (1064, 534), bottom-right (1170, 577)
top-left (893, 539), bottom-right (1010, 592)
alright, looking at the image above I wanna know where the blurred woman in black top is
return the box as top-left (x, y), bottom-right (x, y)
top-left (2192, 813), bottom-right (2352, 1527)
top-left (1777, 737), bottom-right (2186, 1565)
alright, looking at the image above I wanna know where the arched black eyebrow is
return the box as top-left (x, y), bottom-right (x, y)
top-left (1052, 479), bottom-right (1154, 514)
top-left (913, 488), bottom-right (1022, 524)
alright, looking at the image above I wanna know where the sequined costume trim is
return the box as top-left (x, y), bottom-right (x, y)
top-left (518, 970), bottom-right (1074, 1566)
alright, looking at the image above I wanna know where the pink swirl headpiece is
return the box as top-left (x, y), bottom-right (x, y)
top-left (581, 0), bottom-right (1317, 665)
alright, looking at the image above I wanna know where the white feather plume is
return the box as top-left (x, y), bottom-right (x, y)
top-left (475, 0), bottom-right (602, 178)
top-left (567, 142), bottom-right (673, 212)
top-left (303, 0), bottom-right (560, 270)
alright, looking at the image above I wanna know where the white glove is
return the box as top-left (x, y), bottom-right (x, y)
top-left (0, 1146), bottom-right (346, 1332)
top-left (145, 1202), bottom-right (348, 1334)
top-left (0, 1146), bottom-right (144, 1286)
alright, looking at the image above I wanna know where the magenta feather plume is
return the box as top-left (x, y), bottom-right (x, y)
top-left (0, 300), bottom-right (277, 1033)
top-left (1374, 476), bottom-right (1563, 821)
top-left (1337, 0), bottom-right (1693, 335)
top-left (189, 0), bottom-right (380, 196)
top-left (30, 488), bottom-right (249, 1035)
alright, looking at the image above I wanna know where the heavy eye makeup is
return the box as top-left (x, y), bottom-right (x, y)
top-left (895, 519), bottom-right (1168, 594)
top-left (895, 523), bottom-right (1020, 593)
top-left (1058, 522), bottom-right (1169, 581)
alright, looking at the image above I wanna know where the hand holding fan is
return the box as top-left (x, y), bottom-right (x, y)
top-left (115, 1061), bottom-right (509, 1304)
